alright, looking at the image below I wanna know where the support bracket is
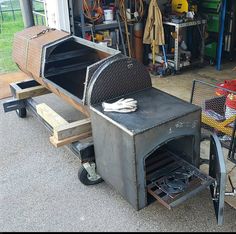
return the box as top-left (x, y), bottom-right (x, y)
top-left (3, 99), bottom-right (26, 113)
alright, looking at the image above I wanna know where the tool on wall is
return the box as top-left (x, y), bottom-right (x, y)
top-left (118, 0), bottom-right (132, 57)
top-left (82, 0), bottom-right (104, 23)
top-left (118, 0), bottom-right (144, 23)
top-left (116, 10), bottom-right (127, 56)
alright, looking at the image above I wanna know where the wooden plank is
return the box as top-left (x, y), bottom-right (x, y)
top-left (0, 72), bottom-right (30, 100)
top-left (16, 85), bottom-right (51, 100)
top-left (50, 131), bottom-right (92, 148)
top-left (36, 103), bottom-right (68, 129)
top-left (54, 118), bottom-right (91, 141)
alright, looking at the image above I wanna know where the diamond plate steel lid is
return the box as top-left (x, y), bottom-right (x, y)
top-left (87, 57), bottom-right (152, 105)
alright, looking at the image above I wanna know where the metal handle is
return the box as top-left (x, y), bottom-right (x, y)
top-left (225, 175), bottom-right (236, 196)
top-left (30, 28), bottom-right (56, 40)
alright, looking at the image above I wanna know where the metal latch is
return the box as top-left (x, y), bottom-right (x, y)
top-left (225, 175), bottom-right (236, 197)
top-left (212, 176), bottom-right (236, 200)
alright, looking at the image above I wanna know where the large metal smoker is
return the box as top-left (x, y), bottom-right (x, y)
top-left (4, 26), bottom-right (227, 225)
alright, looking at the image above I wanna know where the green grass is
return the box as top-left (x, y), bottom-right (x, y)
top-left (0, 11), bottom-right (24, 73)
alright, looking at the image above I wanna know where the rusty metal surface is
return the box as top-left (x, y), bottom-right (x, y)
top-left (12, 26), bottom-right (69, 78)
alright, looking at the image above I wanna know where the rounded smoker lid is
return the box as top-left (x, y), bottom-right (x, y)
top-left (87, 57), bottom-right (152, 106)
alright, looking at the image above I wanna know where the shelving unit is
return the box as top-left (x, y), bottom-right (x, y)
top-left (224, 0), bottom-right (236, 60)
top-left (200, 0), bottom-right (236, 64)
top-left (73, 1), bottom-right (119, 38)
top-left (71, 0), bottom-right (134, 56)
top-left (163, 19), bottom-right (206, 71)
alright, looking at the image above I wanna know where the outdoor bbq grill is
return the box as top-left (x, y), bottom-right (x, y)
top-left (5, 26), bottom-right (227, 225)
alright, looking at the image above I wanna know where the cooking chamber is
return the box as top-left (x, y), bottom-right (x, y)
top-left (12, 26), bottom-right (120, 113)
top-left (43, 38), bottom-right (113, 100)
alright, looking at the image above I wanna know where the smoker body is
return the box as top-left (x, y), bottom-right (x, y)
top-left (10, 26), bottom-right (226, 224)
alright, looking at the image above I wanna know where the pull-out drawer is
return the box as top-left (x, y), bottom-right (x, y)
top-left (147, 133), bottom-right (226, 225)
top-left (147, 151), bottom-right (214, 209)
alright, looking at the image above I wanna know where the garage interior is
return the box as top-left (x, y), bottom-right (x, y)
top-left (1, 0), bottom-right (236, 232)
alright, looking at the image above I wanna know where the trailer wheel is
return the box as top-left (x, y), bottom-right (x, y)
top-left (16, 108), bottom-right (27, 118)
top-left (78, 166), bottom-right (103, 185)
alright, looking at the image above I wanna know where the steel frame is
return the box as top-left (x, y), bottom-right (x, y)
top-left (3, 80), bottom-right (96, 164)
top-left (163, 20), bottom-right (206, 71)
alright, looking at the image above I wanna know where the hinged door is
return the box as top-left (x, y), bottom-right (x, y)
top-left (209, 133), bottom-right (226, 225)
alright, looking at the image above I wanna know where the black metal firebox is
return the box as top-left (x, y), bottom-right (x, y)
top-left (87, 56), bottom-right (226, 225)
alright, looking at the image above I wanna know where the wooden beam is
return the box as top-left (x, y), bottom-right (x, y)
top-left (36, 103), bottom-right (68, 129)
top-left (16, 85), bottom-right (50, 100)
top-left (36, 103), bottom-right (91, 147)
top-left (50, 131), bottom-right (92, 148)
top-left (53, 118), bottom-right (91, 141)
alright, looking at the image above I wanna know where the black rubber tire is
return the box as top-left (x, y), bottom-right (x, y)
top-left (16, 108), bottom-right (27, 118)
top-left (78, 166), bottom-right (103, 186)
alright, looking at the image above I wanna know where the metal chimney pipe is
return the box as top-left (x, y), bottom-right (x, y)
top-left (19, 0), bottom-right (34, 28)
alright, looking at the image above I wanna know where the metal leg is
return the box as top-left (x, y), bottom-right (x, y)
top-left (228, 119), bottom-right (236, 163)
top-left (225, 176), bottom-right (236, 197)
top-left (216, 0), bottom-right (227, 71)
top-left (116, 11), bottom-right (127, 56)
top-left (201, 22), bottom-right (206, 64)
top-left (175, 25), bottom-right (180, 71)
top-left (79, 0), bottom-right (85, 38)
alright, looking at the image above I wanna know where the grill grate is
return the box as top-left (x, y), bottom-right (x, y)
top-left (146, 150), bottom-right (214, 209)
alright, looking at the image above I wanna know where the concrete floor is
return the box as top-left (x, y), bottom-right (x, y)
top-left (1, 63), bottom-right (236, 232)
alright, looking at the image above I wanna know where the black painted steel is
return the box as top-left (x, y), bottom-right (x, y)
top-left (3, 99), bottom-right (26, 113)
top-left (92, 88), bottom-right (200, 135)
top-left (209, 133), bottom-right (226, 226)
top-left (90, 86), bottom-right (202, 210)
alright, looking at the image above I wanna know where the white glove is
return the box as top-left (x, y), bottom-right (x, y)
top-left (102, 98), bottom-right (138, 113)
